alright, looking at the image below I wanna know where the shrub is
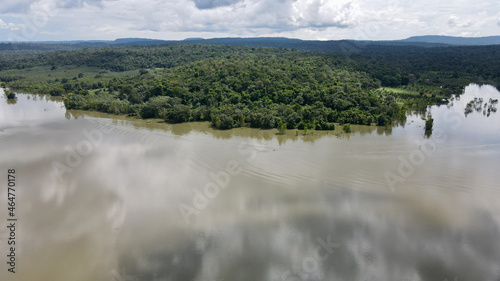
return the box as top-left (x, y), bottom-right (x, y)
top-left (343, 123), bottom-right (352, 133)
top-left (212, 114), bottom-right (235, 130)
top-left (162, 104), bottom-right (191, 123)
top-left (277, 119), bottom-right (287, 134)
top-left (140, 96), bottom-right (179, 118)
top-left (6, 90), bottom-right (16, 99)
top-left (49, 87), bottom-right (64, 96)
top-left (377, 114), bottom-right (389, 126)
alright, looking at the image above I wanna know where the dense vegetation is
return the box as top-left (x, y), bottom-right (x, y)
top-left (348, 45), bottom-right (500, 90)
top-left (1, 41), bottom-right (499, 130)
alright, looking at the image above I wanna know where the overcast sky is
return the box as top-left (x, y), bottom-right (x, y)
top-left (0, 0), bottom-right (499, 42)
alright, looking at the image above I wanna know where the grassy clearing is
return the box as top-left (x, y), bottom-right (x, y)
top-left (0, 66), bottom-right (142, 96)
top-left (379, 87), bottom-right (419, 95)
top-left (0, 66), bottom-right (140, 84)
top-left (379, 85), bottom-right (451, 99)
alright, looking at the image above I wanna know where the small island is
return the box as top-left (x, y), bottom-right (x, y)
top-left (5, 90), bottom-right (16, 100)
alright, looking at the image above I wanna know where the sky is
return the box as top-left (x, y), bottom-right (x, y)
top-left (0, 0), bottom-right (499, 42)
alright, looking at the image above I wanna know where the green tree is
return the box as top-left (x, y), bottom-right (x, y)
top-left (277, 119), bottom-right (287, 134)
top-left (50, 88), bottom-right (64, 96)
top-left (343, 123), bottom-right (352, 133)
top-left (162, 104), bottom-right (191, 123)
top-left (5, 90), bottom-right (16, 99)
top-left (377, 114), bottom-right (389, 126)
top-left (140, 96), bottom-right (178, 118)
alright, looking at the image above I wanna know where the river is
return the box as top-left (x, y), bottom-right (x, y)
top-left (0, 84), bottom-right (499, 281)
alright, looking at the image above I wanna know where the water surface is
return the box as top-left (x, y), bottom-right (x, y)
top-left (0, 84), bottom-right (500, 281)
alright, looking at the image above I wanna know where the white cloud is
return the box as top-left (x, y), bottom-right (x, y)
top-left (0, 18), bottom-right (23, 31)
top-left (0, 0), bottom-right (102, 13)
top-left (290, 0), bottom-right (359, 28)
top-left (0, 0), bottom-right (499, 41)
top-left (448, 15), bottom-right (472, 28)
top-left (84, 0), bottom-right (357, 34)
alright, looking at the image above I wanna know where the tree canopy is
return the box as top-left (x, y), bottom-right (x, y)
top-left (2, 42), bottom-right (497, 130)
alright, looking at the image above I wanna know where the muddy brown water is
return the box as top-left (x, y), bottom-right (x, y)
top-left (1, 84), bottom-right (500, 281)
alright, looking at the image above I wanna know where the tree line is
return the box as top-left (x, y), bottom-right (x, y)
top-left (2, 43), bottom-right (496, 130)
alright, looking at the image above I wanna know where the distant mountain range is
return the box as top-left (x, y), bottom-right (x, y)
top-left (402, 35), bottom-right (500, 46)
top-left (112, 35), bottom-right (500, 47)
top-left (1, 35), bottom-right (499, 53)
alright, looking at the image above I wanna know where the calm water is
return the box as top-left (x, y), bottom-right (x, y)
top-left (1, 84), bottom-right (500, 281)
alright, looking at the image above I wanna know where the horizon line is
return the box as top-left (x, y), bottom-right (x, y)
top-left (2, 34), bottom-right (500, 44)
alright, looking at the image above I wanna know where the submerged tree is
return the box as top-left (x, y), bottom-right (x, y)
top-left (277, 119), bottom-right (287, 135)
top-left (343, 123), bottom-right (352, 133)
top-left (5, 90), bottom-right (16, 99)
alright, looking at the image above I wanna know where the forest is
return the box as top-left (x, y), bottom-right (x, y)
top-left (1, 41), bottom-right (499, 130)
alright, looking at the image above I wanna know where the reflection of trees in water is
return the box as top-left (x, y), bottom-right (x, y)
top-left (424, 117), bottom-right (434, 138)
top-left (424, 129), bottom-right (432, 139)
top-left (376, 125), bottom-right (392, 136)
top-left (3, 91), bottom-right (66, 106)
top-left (73, 109), bottom-right (394, 145)
top-left (465, 97), bottom-right (498, 117)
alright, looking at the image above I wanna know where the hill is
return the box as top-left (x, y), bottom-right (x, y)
top-left (1, 38), bottom-right (500, 131)
top-left (402, 35), bottom-right (500, 46)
